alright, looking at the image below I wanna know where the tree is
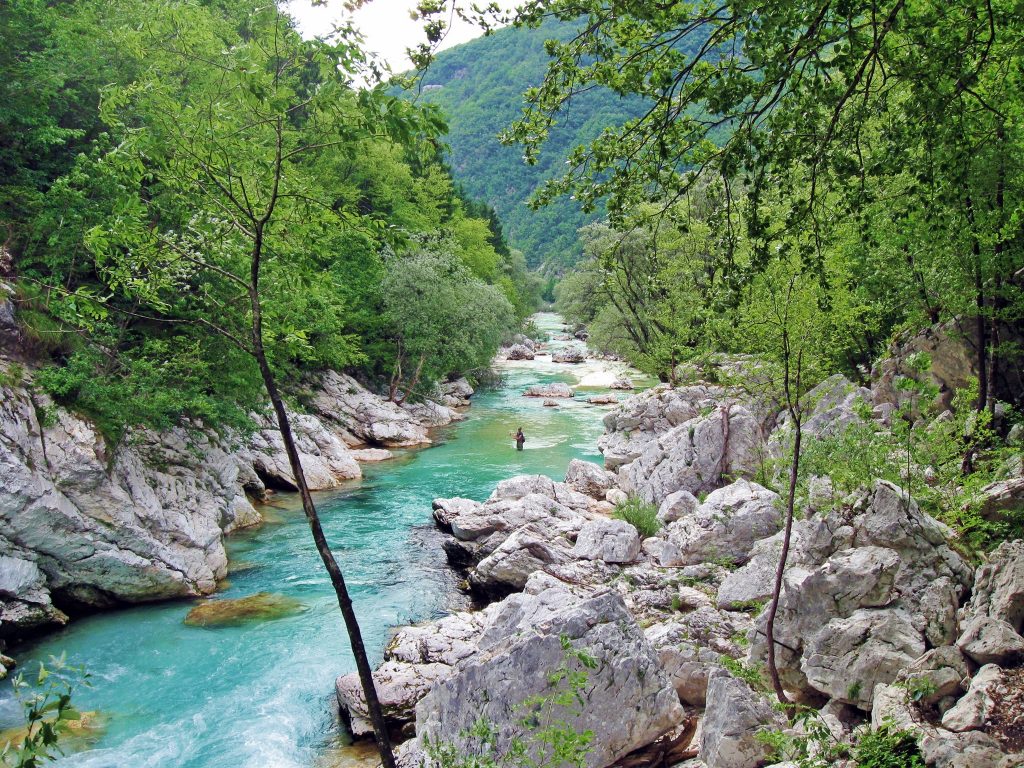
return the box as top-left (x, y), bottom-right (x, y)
top-left (409, 0), bottom-right (1023, 405)
top-left (78, 6), bottom-right (450, 765)
top-left (380, 244), bottom-right (516, 402)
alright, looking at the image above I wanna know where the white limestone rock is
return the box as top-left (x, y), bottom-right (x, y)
top-left (572, 518), bottom-right (641, 563)
top-left (941, 664), bottom-right (1004, 732)
top-left (552, 345), bottom-right (587, 363)
top-left (961, 539), bottom-right (1024, 633)
top-left (747, 480), bottom-right (973, 703)
top-left (523, 383), bottom-right (574, 398)
top-left (411, 589), bottom-right (683, 768)
top-left (470, 524), bottom-right (576, 595)
top-left (619, 405), bottom-right (764, 505)
top-left (657, 489), bottom-right (699, 525)
top-left (564, 459), bottom-right (615, 499)
top-left (700, 667), bottom-right (787, 768)
top-left (801, 608), bottom-right (925, 709)
top-left (957, 615), bottom-right (1024, 666)
top-left (659, 481), bottom-right (782, 567)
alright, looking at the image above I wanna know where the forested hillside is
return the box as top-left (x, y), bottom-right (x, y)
top-left (0, 0), bottom-right (539, 442)
top-left (413, 18), bottom-right (648, 272)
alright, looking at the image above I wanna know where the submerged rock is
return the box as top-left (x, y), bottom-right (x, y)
top-left (0, 709), bottom-right (107, 756)
top-left (183, 592), bottom-right (305, 627)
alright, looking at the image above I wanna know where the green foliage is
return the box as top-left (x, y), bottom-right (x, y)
top-left (1, 654), bottom-right (89, 768)
top-left (794, 377), bottom-right (1022, 551)
top-left (758, 711), bottom-right (924, 768)
top-left (1, 0), bottom-right (535, 438)
top-left (377, 243), bottom-right (517, 399)
top-left (611, 496), bottom-right (661, 538)
top-left (35, 344), bottom-right (260, 445)
top-left (756, 704), bottom-right (850, 768)
top-left (424, 636), bottom-right (595, 768)
top-left (719, 656), bottom-right (771, 696)
top-left (410, 17), bottom-right (651, 270)
top-left (852, 722), bottom-right (926, 768)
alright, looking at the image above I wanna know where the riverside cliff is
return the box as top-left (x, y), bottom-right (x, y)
top-left (0, 283), bottom-right (469, 647)
top-left (338, 326), bottom-right (1024, 768)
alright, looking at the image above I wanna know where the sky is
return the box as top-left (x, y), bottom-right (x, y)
top-left (284, 1), bottom-right (513, 73)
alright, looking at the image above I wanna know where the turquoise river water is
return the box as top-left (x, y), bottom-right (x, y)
top-left (0, 314), bottom-right (648, 768)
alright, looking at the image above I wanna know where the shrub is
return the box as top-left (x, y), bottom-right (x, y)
top-left (853, 722), bottom-right (926, 768)
top-left (612, 496), bottom-right (661, 538)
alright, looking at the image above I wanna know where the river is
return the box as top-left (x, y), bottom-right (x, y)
top-left (0, 313), bottom-right (648, 768)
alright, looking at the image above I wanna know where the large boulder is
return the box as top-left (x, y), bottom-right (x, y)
top-left (336, 660), bottom-right (451, 737)
top-left (242, 412), bottom-right (361, 491)
top-left (564, 459), bottom-right (614, 499)
top-left (598, 385), bottom-right (723, 471)
top-left (524, 383), bottom-right (574, 398)
top-left (572, 518), bottom-right (641, 563)
top-left (306, 370), bottom-right (442, 447)
top-left (961, 539), bottom-right (1024, 633)
top-left (657, 481), bottom-right (781, 567)
top-left (901, 645), bottom-right (970, 707)
top-left (956, 616), bottom-right (1024, 666)
top-left (0, 374), bottom-right (261, 630)
top-left (410, 588), bottom-right (683, 768)
top-left (940, 664), bottom-right (1005, 733)
top-left (645, 605), bottom-right (749, 706)
top-left (336, 610), bottom-right (490, 736)
top-left (432, 476), bottom-right (596, 579)
top-left (766, 374), bottom-right (871, 459)
top-left (470, 524), bottom-right (576, 596)
top-left (802, 608), bottom-right (925, 709)
top-left (505, 344), bottom-right (535, 361)
top-left (437, 377), bottom-right (474, 408)
top-left (618, 405), bottom-right (764, 504)
top-left (656, 490), bottom-right (699, 524)
top-left (715, 528), bottom-right (804, 610)
top-left (552, 345), bottom-right (587, 364)
top-left (700, 668), bottom-right (787, 768)
top-left (872, 317), bottom-right (1024, 412)
top-left (402, 400), bottom-right (464, 429)
top-left (748, 480), bottom-right (973, 706)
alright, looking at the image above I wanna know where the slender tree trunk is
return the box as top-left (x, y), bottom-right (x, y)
top-left (396, 354), bottom-right (425, 406)
top-left (766, 422), bottom-right (799, 707)
top-left (765, 345), bottom-right (802, 708)
top-left (248, 228), bottom-right (397, 768)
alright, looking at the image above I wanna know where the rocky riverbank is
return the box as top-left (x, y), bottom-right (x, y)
top-left (336, 328), bottom-right (1024, 768)
top-left (0, 285), bottom-right (472, 647)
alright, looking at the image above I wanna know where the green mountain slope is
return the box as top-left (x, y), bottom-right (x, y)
top-left (416, 19), bottom-right (647, 271)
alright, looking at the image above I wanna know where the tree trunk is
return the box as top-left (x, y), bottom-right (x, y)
top-left (765, 344), bottom-right (802, 709)
top-left (248, 230), bottom-right (397, 768)
top-left (396, 354), bottom-right (425, 406)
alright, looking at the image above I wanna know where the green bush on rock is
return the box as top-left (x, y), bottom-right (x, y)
top-left (612, 497), bottom-right (661, 538)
